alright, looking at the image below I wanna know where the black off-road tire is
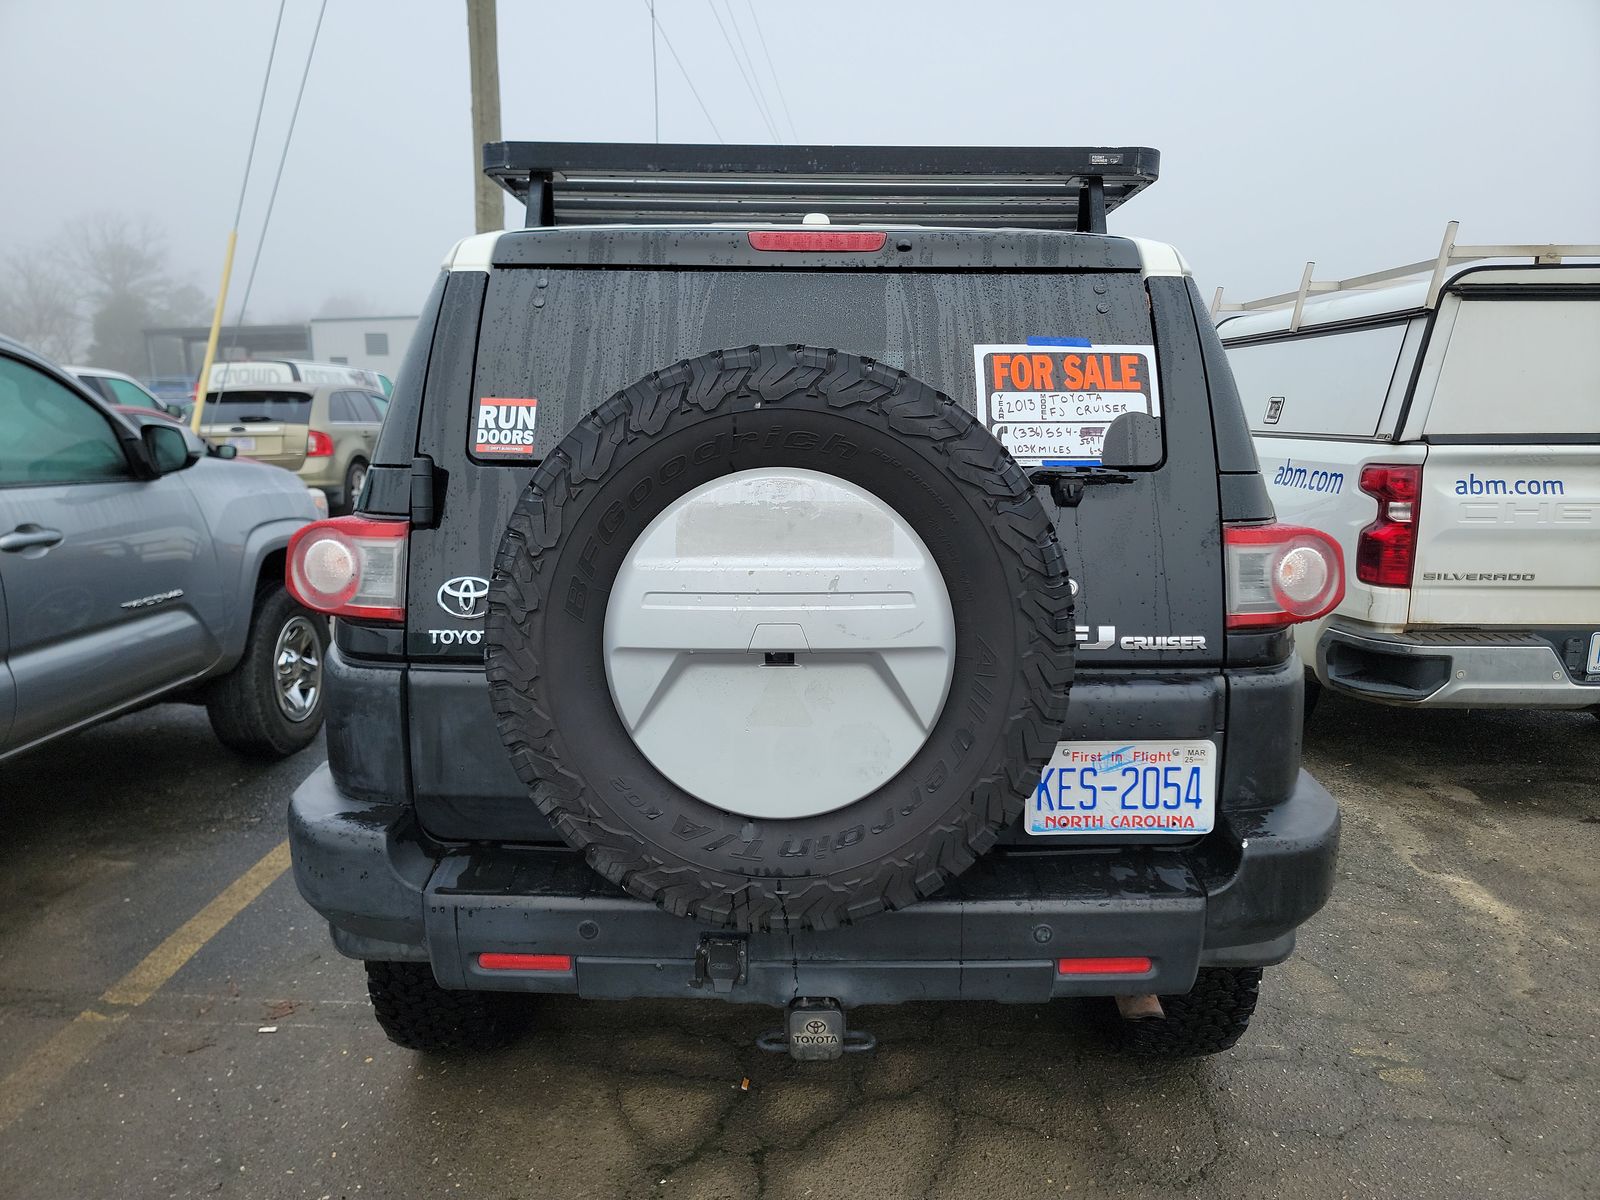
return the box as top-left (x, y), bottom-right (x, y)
top-left (365, 962), bottom-right (522, 1052)
top-left (1105, 967), bottom-right (1263, 1058)
top-left (487, 344), bottom-right (1074, 933)
top-left (206, 583), bottom-right (327, 758)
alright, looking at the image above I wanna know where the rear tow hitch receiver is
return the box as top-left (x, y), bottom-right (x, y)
top-left (757, 998), bottom-right (877, 1062)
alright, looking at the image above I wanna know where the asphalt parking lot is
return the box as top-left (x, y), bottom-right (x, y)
top-left (0, 696), bottom-right (1595, 1200)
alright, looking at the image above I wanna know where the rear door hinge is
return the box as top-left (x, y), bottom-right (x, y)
top-left (409, 455), bottom-right (440, 528)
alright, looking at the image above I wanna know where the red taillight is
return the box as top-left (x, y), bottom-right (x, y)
top-left (747, 230), bottom-right (887, 252)
top-left (477, 953), bottom-right (573, 972)
top-left (1225, 523), bottom-right (1345, 630)
top-left (285, 515), bottom-right (407, 621)
top-left (1057, 956), bottom-right (1154, 976)
top-left (1357, 463), bottom-right (1421, 588)
top-left (307, 430), bottom-right (334, 457)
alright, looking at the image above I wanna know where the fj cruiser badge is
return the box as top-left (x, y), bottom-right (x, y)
top-left (1075, 625), bottom-right (1207, 652)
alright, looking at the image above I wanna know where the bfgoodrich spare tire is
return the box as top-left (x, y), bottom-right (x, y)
top-left (486, 344), bottom-right (1073, 931)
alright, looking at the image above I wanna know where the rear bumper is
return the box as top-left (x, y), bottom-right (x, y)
top-left (1320, 624), bottom-right (1600, 708)
top-left (288, 764), bottom-right (1340, 1007)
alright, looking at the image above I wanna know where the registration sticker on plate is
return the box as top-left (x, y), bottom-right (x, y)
top-left (1026, 740), bottom-right (1216, 836)
top-left (225, 437), bottom-right (256, 451)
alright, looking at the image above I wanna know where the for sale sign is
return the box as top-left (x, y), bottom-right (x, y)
top-left (972, 343), bottom-right (1160, 467)
top-left (472, 396), bottom-right (538, 459)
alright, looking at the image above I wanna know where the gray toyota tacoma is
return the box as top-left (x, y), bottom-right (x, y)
top-left (0, 336), bottom-right (326, 762)
top-left (286, 144), bottom-right (1343, 1060)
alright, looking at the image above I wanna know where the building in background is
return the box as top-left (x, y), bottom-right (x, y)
top-left (143, 314), bottom-right (418, 383)
top-left (308, 315), bottom-right (417, 378)
top-left (143, 322), bottom-right (311, 381)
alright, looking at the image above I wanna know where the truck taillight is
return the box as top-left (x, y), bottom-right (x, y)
top-left (307, 430), bottom-right (334, 457)
top-left (1356, 464), bottom-right (1421, 588)
top-left (1225, 523), bottom-right (1345, 629)
top-left (286, 516), bottom-right (407, 621)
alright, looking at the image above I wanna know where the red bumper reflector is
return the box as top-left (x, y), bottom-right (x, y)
top-left (477, 953), bottom-right (573, 972)
top-left (1057, 956), bottom-right (1153, 975)
top-left (747, 230), bottom-right (887, 252)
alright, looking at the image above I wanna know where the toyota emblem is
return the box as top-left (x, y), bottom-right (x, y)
top-left (437, 575), bottom-right (490, 620)
top-left (804, 1019), bottom-right (827, 1036)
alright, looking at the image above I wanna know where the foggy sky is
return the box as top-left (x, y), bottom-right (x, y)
top-left (1, 0), bottom-right (1596, 326)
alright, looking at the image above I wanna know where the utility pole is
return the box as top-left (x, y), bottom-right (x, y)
top-left (467, 0), bottom-right (503, 234)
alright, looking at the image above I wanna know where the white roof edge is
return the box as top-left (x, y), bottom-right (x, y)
top-left (1126, 237), bottom-right (1190, 279)
top-left (65, 365), bottom-right (140, 381)
top-left (443, 227), bottom-right (1194, 278)
top-left (444, 231), bottom-right (504, 272)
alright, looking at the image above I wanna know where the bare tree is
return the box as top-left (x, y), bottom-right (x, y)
top-left (0, 253), bottom-right (84, 362)
top-left (76, 215), bottom-right (171, 299)
top-left (0, 215), bottom-right (209, 374)
top-left (73, 215), bottom-right (209, 375)
top-left (316, 291), bottom-right (381, 318)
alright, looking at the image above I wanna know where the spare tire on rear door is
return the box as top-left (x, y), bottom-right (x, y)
top-left (486, 344), bottom-right (1074, 932)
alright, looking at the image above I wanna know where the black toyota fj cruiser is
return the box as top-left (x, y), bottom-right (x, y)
top-left (286, 144), bottom-right (1342, 1060)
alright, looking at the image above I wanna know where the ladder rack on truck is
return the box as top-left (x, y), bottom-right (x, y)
top-left (1211, 221), bottom-right (1600, 332)
top-left (482, 142), bottom-right (1160, 234)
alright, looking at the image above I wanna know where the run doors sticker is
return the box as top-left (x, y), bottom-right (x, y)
top-left (973, 344), bottom-right (1161, 467)
top-left (1026, 740), bottom-right (1215, 836)
top-left (473, 396), bottom-right (538, 459)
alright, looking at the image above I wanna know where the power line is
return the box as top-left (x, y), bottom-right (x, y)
top-left (649, 0), bottom-right (659, 143)
top-left (231, 0), bottom-right (288, 229)
top-left (723, 1), bottom-right (780, 142)
top-left (189, 0), bottom-right (289, 427)
top-left (645, 2), bottom-right (723, 142)
top-left (222, 0), bottom-right (329, 376)
top-left (706, 0), bottom-right (778, 141)
top-left (745, 0), bottom-right (799, 142)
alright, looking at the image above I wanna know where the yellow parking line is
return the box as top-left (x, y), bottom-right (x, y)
top-left (102, 840), bottom-right (291, 1007)
top-left (0, 839), bottom-right (291, 1133)
top-left (0, 1011), bottom-right (125, 1132)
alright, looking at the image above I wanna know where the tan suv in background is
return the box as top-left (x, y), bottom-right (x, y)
top-left (199, 384), bottom-right (383, 512)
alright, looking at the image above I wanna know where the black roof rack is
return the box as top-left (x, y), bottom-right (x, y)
top-left (482, 142), bottom-right (1159, 234)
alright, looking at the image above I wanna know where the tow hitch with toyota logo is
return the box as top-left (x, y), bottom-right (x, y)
top-left (756, 999), bottom-right (874, 1062)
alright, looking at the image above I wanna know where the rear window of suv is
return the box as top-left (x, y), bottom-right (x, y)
top-left (204, 390), bottom-right (313, 423)
top-left (467, 267), bottom-right (1160, 464)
